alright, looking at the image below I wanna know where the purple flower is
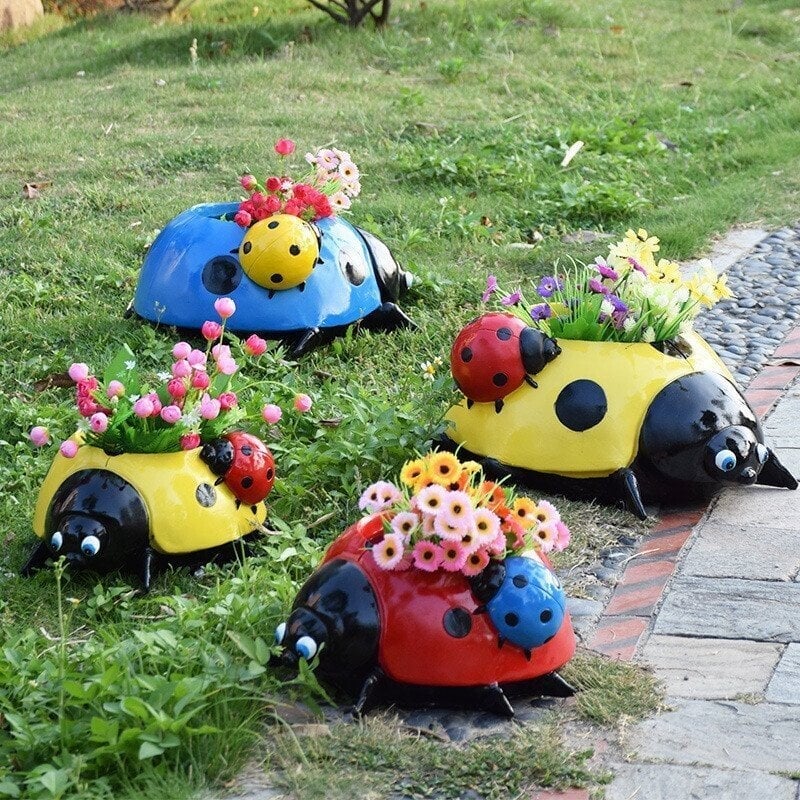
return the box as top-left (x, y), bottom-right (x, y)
top-left (537, 276), bottom-right (562, 298)
top-left (481, 275), bottom-right (499, 302)
top-left (608, 294), bottom-right (628, 314)
top-left (530, 303), bottom-right (552, 321)
top-left (628, 256), bottom-right (647, 275)
top-left (501, 290), bottom-right (522, 306)
top-left (594, 258), bottom-right (619, 281)
top-left (588, 277), bottom-right (609, 295)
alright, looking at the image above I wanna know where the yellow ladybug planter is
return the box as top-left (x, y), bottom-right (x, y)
top-left (22, 434), bottom-right (274, 591)
top-left (443, 315), bottom-right (797, 519)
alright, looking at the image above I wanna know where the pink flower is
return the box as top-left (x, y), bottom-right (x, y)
top-left (191, 371), bottom-right (211, 390)
top-left (218, 391), bottom-right (238, 410)
top-left (390, 511), bottom-right (420, 543)
top-left (29, 426), bottom-right (50, 447)
top-left (462, 548), bottom-right (490, 577)
top-left (89, 412), bottom-right (109, 434)
top-left (440, 541), bottom-right (468, 572)
top-left (133, 397), bottom-right (155, 418)
top-left (481, 275), bottom-right (498, 303)
top-left (501, 290), bottom-right (522, 306)
top-left (553, 520), bottom-right (571, 552)
top-left (214, 297), bottom-right (236, 319)
top-left (200, 395), bottom-right (221, 420)
top-left (106, 380), bottom-right (125, 398)
top-left (372, 533), bottom-right (405, 570)
top-left (274, 138), bottom-right (296, 156)
top-left (188, 349), bottom-right (207, 367)
top-left (68, 362), bottom-right (89, 382)
top-left (293, 393), bottom-right (312, 413)
top-left (180, 433), bottom-right (201, 450)
top-left (594, 257), bottom-right (619, 281)
top-left (240, 174), bottom-right (257, 191)
top-left (60, 440), bottom-right (79, 458)
top-left (472, 507), bottom-right (501, 545)
top-left (211, 344), bottom-right (231, 361)
top-left (201, 321), bottom-right (222, 341)
top-left (160, 405), bottom-right (182, 424)
top-left (358, 481), bottom-right (401, 513)
top-left (416, 484), bottom-right (447, 516)
top-left (217, 357), bottom-right (238, 376)
top-left (434, 515), bottom-right (468, 542)
top-left (262, 404), bottom-right (283, 424)
top-left (265, 176), bottom-right (281, 192)
top-left (234, 209), bottom-right (252, 228)
top-left (244, 334), bottom-right (268, 356)
top-left (412, 540), bottom-right (443, 572)
top-left (76, 377), bottom-right (108, 417)
top-left (172, 359), bottom-right (192, 378)
top-left (146, 393), bottom-right (162, 415)
top-left (167, 378), bottom-right (187, 399)
top-left (172, 342), bottom-right (192, 360)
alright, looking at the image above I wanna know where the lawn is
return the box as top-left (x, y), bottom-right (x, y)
top-left (0, 0), bottom-right (798, 797)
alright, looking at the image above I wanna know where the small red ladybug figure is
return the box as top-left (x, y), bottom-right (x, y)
top-left (200, 431), bottom-right (275, 511)
top-left (451, 313), bottom-right (561, 413)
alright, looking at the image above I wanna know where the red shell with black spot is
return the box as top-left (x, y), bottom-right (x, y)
top-left (450, 313), bottom-right (528, 403)
top-left (222, 432), bottom-right (276, 505)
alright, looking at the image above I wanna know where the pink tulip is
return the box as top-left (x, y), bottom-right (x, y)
top-left (218, 391), bottom-right (238, 410)
top-left (172, 342), bottom-right (192, 360)
top-left (160, 405), bottom-right (182, 424)
top-left (191, 371), bottom-right (210, 390)
top-left (293, 393), bottom-right (313, 413)
top-left (234, 209), bottom-right (252, 228)
top-left (180, 433), bottom-right (201, 451)
top-left (68, 363), bottom-right (89, 382)
top-left (244, 334), bottom-right (268, 356)
top-left (274, 138), bottom-right (296, 156)
top-left (211, 344), bottom-right (231, 361)
top-left (89, 412), bottom-right (109, 433)
top-left (167, 378), bottom-right (187, 399)
top-left (133, 397), bottom-right (155, 418)
top-left (217, 357), bottom-right (238, 376)
top-left (146, 393), bottom-right (162, 415)
top-left (188, 349), bottom-right (206, 367)
top-left (201, 321), bottom-right (222, 341)
top-left (29, 426), bottom-right (50, 447)
top-left (200, 396), bottom-right (221, 420)
top-left (214, 297), bottom-right (236, 319)
top-left (240, 174), bottom-right (257, 191)
top-left (262, 404), bottom-right (282, 424)
top-left (172, 359), bottom-right (192, 378)
top-left (60, 440), bottom-right (79, 458)
top-left (106, 380), bottom-right (125, 398)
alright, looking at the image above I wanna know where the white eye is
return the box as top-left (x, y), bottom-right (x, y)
top-left (715, 449), bottom-right (737, 472)
top-left (50, 531), bottom-right (63, 550)
top-left (295, 636), bottom-right (318, 660)
top-left (81, 535), bottom-right (101, 557)
top-left (756, 444), bottom-right (769, 464)
top-left (274, 622), bottom-right (286, 645)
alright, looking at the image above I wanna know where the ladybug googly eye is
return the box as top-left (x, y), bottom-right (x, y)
top-left (81, 535), bottom-right (101, 557)
top-left (50, 531), bottom-right (63, 551)
top-left (715, 449), bottom-right (737, 472)
top-left (274, 622), bottom-right (287, 645)
top-left (295, 635), bottom-right (318, 660)
top-left (756, 444), bottom-right (769, 464)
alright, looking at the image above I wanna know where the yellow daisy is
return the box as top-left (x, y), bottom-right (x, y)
top-left (511, 497), bottom-right (538, 530)
top-left (427, 451), bottom-right (462, 486)
top-left (400, 458), bottom-right (427, 488)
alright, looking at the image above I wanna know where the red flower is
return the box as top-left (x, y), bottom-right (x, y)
top-left (283, 199), bottom-right (304, 217)
top-left (265, 176), bottom-right (281, 192)
top-left (244, 334), bottom-right (268, 356)
top-left (240, 174), bottom-right (257, 191)
top-left (234, 209), bottom-right (252, 228)
top-left (264, 195), bottom-right (281, 214)
top-left (274, 138), bottom-right (295, 156)
top-left (76, 377), bottom-right (110, 418)
top-left (313, 195), bottom-right (333, 219)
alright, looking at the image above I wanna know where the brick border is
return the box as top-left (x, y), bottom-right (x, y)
top-left (587, 323), bottom-right (800, 661)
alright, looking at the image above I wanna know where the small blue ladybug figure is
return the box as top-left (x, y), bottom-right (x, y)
top-left (129, 203), bottom-right (414, 358)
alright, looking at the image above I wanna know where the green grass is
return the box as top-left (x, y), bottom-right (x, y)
top-left (0, 0), bottom-right (797, 796)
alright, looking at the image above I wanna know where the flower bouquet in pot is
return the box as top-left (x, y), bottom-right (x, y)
top-left (24, 298), bottom-right (314, 591)
top-left (131, 138), bottom-right (413, 358)
top-left (274, 451), bottom-right (576, 717)
top-left (443, 229), bottom-right (797, 518)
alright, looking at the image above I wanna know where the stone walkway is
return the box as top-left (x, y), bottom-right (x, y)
top-left (604, 336), bottom-right (800, 799)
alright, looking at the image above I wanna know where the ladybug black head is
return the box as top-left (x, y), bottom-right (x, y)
top-left (520, 328), bottom-right (561, 376)
top-left (469, 560), bottom-right (506, 603)
top-left (200, 438), bottom-right (235, 476)
top-left (704, 426), bottom-right (766, 485)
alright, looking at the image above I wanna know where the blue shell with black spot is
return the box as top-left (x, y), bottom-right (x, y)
top-left (484, 556), bottom-right (566, 650)
top-left (133, 202), bottom-right (390, 332)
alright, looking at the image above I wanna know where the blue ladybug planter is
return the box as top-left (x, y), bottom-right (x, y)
top-left (129, 203), bottom-right (414, 358)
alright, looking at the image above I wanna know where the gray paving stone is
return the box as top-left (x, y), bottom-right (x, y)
top-left (766, 643), bottom-right (800, 704)
top-left (707, 488), bottom-right (800, 532)
top-left (654, 576), bottom-right (800, 642)
top-left (764, 396), bottom-right (800, 447)
top-left (640, 635), bottom-right (782, 699)
top-left (772, 447), bottom-right (800, 476)
top-left (606, 762), bottom-right (798, 800)
top-left (681, 521), bottom-right (800, 581)
top-left (630, 699), bottom-right (800, 772)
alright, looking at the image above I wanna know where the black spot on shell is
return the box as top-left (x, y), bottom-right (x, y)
top-left (202, 256), bottom-right (242, 295)
top-left (512, 574), bottom-right (528, 588)
top-left (266, 467), bottom-right (274, 480)
top-left (540, 609), bottom-right (553, 623)
top-left (492, 373), bottom-right (508, 387)
top-left (443, 607), bottom-right (472, 638)
top-left (289, 244), bottom-right (301, 256)
top-left (195, 483), bottom-right (217, 507)
top-left (496, 327), bottom-right (512, 341)
top-left (460, 346), bottom-right (473, 363)
top-left (241, 476), bottom-right (254, 489)
top-left (555, 380), bottom-right (607, 432)
top-left (270, 273), bottom-right (284, 284)
top-left (240, 445), bottom-right (253, 456)
top-left (504, 612), bottom-right (519, 627)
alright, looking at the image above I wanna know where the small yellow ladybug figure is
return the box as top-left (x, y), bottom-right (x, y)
top-left (238, 214), bottom-right (319, 292)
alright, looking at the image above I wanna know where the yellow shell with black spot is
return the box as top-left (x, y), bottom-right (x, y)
top-left (32, 442), bottom-right (266, 555)
top-left (239, 214), bottom-right (319, 291)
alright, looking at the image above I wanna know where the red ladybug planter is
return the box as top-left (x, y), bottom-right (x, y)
top-left (276, 514), bottom-right (576, 717)
top-left (451, 313), bottom-right (561, 413)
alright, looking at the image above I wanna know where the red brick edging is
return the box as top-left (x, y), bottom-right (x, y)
top-left (587, 324), bottom-right (800, 661)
